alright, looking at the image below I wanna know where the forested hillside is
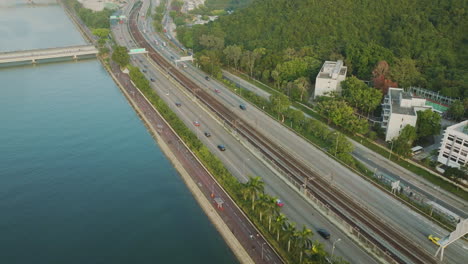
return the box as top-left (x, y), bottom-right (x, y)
top-left (178, 0), bottom-right (468, 98)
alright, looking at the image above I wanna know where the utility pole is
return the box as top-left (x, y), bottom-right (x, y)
top-left (331, 238), bottom-right (341, 260)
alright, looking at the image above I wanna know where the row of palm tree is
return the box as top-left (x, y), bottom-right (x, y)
top-left (240, 176), bottom-right (347, 263)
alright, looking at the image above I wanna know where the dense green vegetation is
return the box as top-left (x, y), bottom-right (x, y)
top-left (123, 63), bottom-right (347, 263)
top-left (63, 0), bottom-right (113, 29)
top-left (178, 0), bottom-right (468, 98)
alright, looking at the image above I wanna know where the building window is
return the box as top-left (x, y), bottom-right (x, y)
top-left (443, 153), bottom-right (449, 158)
top-left (464, 142), bottom-right (468, 147)
top-left (448, 135), bottom-right (454, 141)
top-left (450, 156), bottom-right (457, 161)
top-left (456, 139), bottom-right (462, 144)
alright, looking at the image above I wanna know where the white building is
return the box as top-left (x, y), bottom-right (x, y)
top-left (314, 60), bottom-right (347, 98)
top-left (437, 120), bottom-right (468, 168)
top-left (381, 88), bottom-right (431, 141)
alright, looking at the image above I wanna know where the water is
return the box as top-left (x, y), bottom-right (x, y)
top-left (0, 4), bottom-right (237, 264)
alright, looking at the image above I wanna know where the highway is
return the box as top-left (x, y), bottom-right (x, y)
top-left (111, 1), bottom-right (380, 263)
top-left (117, 1), bottom-right (467, 263)
top-left (222, 69), bottom-right (468, 220)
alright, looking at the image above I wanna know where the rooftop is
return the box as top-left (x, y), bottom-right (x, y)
top-left (448, 120), bottom-right (468, 135)
top-left (317, 60), bottom-right (347, 79)
top-left (388, 88), bottom-right (417, 115)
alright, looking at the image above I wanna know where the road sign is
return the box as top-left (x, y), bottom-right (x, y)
top-left (129, 48), bottom-right (147, 54)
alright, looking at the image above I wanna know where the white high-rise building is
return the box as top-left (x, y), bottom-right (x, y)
top-left (438, 120), bottom-right (468, 168)
top-left (314, 60), bottom-right (347, 98)
top-left (381, 88), bottom-right (431, 142)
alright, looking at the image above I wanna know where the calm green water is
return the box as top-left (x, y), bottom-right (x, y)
top-left (0, 4), bottom-right (237, 264)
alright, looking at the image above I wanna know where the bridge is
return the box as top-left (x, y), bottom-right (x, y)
top-left (0, 45), bottom-right (98, 64)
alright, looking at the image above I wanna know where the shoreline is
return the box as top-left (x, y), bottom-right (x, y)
top-left (59, 1), bottom-right (254, 262)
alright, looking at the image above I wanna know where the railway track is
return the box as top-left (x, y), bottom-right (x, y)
top-left (127, 3), bottom-right (438, 264)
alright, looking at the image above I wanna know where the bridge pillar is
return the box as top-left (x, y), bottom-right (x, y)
top-left (73, 54), bottom-right (78, 60)
top-left (32, 58), bottom-right (36, 64)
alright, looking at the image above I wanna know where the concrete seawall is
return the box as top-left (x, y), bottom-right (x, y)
top-left (102, 61), bottom-right (254, 264)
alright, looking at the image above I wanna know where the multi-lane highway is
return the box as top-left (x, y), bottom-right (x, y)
top-left (112, 2), bottom-right (380, 263)
top-left (115, 1), bottom-right (468, 263)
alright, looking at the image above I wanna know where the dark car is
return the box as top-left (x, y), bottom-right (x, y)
top-left (239, 104), bottom-right (247, 110)
top-left (170, 56), bottom-right (174, 59)
top-left (205, 76), bottom-right (210, 81)
top-left (150, 78), bottom-right (155, 82)
top-left (175, 102), bottom-right (182, 107)
top-left (317, 228), bottom-right (330, 239)
top-left (142, 69), bottom-right (147, 73)
top-left (204, 132), bottom-right (211, 137)
top-left (144, 65), bottom-right (148, 68)
top-left (217, 144), bottom-right (226, 151)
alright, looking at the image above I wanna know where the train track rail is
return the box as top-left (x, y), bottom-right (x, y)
top-left (127, 3), bottom-right (437, 264)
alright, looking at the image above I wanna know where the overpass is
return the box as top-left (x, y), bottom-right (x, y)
top-left (0, 45), bottom-right (98, 64)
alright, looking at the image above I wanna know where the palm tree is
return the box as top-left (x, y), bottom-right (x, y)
top-left (296, 226), bottom-right (313, 263)
top-left (245, 176), bottom-right (264, 211)
top-left (265, 196), bottom-right (280, 231)
top-left (256, 193), bottom-right (270, 222)
top-left (274, 213), bottom-right (287, 241)
top-left (281, 222), bottom-right (296, 252)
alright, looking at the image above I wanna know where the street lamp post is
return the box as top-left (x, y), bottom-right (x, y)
top-left (388, 141), bottom-right (394, 160)
top-left (261, 242), bottom-right (266, 260)
top-left (335, 133), bottom-right (339, 156)
top-left (331, 238), bottom-right (341, 260)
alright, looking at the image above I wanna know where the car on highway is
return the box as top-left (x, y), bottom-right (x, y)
top-left (214, 89), bottom-right (220, 93)
top-left (139, 60), bottom-right (142, 63)
top-left (276, 199), bottom-right (285, 207)
top-left (181, 63), bottom-right (187, 68)
top-left (143, 65), bottom-right (148, 68)
top-left (428, 235), bottom-right (440, 245)
top-left (205, 76), bottom-right (210, 81)
top-left (175, 102), bottom-right (182, 107)
top-left (170, 56), bottom-right (174, 59)
top-left (317, 228), bottom-right (331, 239)
top-left (150, 78), bottom-right (155, 82)
top-left (193, 121), bottom-right (200, 127)
top-left (217, 144), bottom-right (226, 151)
top-left (239, 104), bottom-right (247, 110)
top-left (204, 132), bottom-right (211, 137)
top-left (142, 69), bottom-right (147, 73)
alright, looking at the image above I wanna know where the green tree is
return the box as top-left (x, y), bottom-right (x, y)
top-left (448, 100), bottom-right (465, 121)
top-left (282, 222), bottom-right (296, 252)
top-left (295, 226), bottom-right (313, 263)
top-left (390, 58), bottom-right (421, 88)
top-left (243, 176), bottom-right (265, 211)
top-left (392, 125), bottom-right (417, 158)
top-left (265, 196), bottom-right (279, 231)
top-left (92, 28), bottom-right (110, 38)
top-left (111, 46), bottom-right (129, 67)
top-left (416, 109), bottom-right (441, 139)
top-left (223, 45), bottom-right (242, 69)
top-left (256, 193), bottom-right (270, 222)
top-left (294, 77), bottom-right (311, 102)
top-left (241, 48), bottom-right (266, 77)
top-left (274, 213), bottom-right (288, 241)
top-left (317, 99), bottom-right (353, 126)
top-left (270, 93), bottom-right (291, 122)
top-left (199, 34), bottom-right (224, 50)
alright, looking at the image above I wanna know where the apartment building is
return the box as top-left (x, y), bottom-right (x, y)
top-left (381, 88), bottom-right (431, 141)
top-left (314, 60), bottom-right (347, 98)
top-left (437, 120), bottom-right (468, 168)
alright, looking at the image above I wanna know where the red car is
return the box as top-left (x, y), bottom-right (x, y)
top-left (276, 199), bottom-right (285, 207)
top-left (193, 121), bottom-right (200, 127)
top-left (214, 89), bottom-right (220, 93)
